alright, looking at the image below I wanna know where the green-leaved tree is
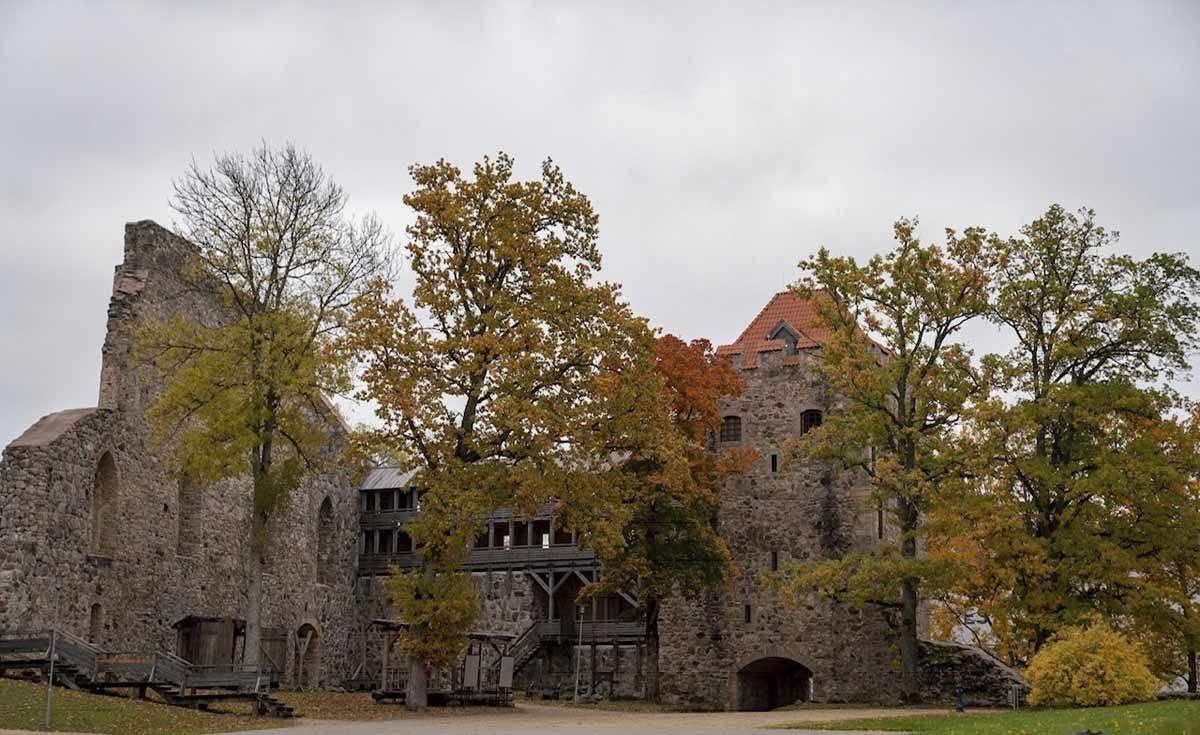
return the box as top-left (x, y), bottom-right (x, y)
top-left (773, 218), bottom-right (989, 701)
top-left (936, 205), bottom-right (1200, 664)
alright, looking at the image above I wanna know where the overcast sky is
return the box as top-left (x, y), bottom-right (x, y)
top-left (2, 1), bottom-right (1198, 444)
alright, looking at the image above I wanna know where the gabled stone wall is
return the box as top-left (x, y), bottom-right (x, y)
top-left (0, 221), bottom-right (360, 687)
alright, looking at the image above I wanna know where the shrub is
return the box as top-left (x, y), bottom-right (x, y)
top-left (1025, 623), bottom-right (1159, 707)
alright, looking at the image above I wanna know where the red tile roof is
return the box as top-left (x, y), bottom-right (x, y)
top-left (715, 290), bottom-right (837, 369)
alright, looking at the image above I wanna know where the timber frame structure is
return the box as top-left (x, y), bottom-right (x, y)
top-left (357, 467), bottom-right (646, 698)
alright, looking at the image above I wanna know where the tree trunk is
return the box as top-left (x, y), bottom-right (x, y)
top-left (899, 576), bottom-right (920, 702)
top-left (1188, 649), bottom-right (1197, 694)
top-left (406, 655), bottom-right (428, 710)
top-left (643, 598), bottom-right (660, 701)
top-left (898, 492), bottom-right (920, 703)
top-left (247, 420), bottom-right (275, 673)
top-left (243, 518), bottom-right (267, 671)
top-left (645, 634), bottom-right (659, 701)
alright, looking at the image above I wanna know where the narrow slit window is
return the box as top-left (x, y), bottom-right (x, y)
top-left (770, 551), bottom-right (779, 571)
top-left (744, 604), bottom-right (752, 623)
top-left (770, 454), bottom-right (778, 473)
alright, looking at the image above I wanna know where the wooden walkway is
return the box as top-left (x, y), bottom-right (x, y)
top-left (0, 629), bottom-right (295, 717)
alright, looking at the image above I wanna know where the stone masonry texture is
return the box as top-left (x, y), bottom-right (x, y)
top-left (657, 347), bottom-right (905, 709)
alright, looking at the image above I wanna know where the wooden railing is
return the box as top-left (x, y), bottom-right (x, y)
top-left (0, 630), bottom-right (274, 692)
top-left (538, 620), bottom-right (644, 643)
top-left (358, 544), bottom-right (598, 575)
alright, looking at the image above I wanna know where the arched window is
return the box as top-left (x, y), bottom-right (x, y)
top-left (800, 410), bottom-right (823, 434)
top-left (91, 452), bottom-right (119, 554)
top-left (317, 497), bottom-right (335, 584)
top-left (177, 477), bottom-right (202, 556)
top-left (720, 416), bottom-right (742, 443)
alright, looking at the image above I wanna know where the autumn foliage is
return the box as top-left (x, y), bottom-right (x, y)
top-left (1025, 623), bottom-right (1159, 707)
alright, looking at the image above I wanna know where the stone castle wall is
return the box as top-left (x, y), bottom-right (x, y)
top-left (658, 347), bottom-right (904, 708)
top-left (0, 221), bottom-right (360, 687)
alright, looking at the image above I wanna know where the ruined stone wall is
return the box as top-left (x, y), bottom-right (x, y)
top-left (658, 348), bottom-right (903, 708)
top-left (0, 221), bottom-right (360, 687)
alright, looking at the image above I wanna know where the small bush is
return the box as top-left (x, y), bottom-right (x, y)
top-left (1025, 623), bottom-right (1159, 707)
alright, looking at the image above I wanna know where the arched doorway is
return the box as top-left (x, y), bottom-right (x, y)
top-left (293, 624), bottom-right (320, 689)
top-left (736, 656), bottom-right (812, 710)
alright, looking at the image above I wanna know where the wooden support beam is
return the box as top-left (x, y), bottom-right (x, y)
top-left (528, 571), bottom-right (550, 594)
top-left (551, 571), bottom-right (572, 593)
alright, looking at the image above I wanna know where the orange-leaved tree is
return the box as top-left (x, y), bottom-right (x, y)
top-left (341, 153), bottom-right (685, 708)
top-left (591, 334), bottom-right (755, 698)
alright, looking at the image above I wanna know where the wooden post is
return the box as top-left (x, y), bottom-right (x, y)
top-left (547, 571), bottom-right (555, 622)
top-left (635, 641), bottom-right (643, 694)
top-left (381, 631), bottom-right (390, 691)
top-left (612, 639), bottom-right (620, 689)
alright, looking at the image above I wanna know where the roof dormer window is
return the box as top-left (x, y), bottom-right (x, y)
top-left (768, 321), bottom-right (801, 356)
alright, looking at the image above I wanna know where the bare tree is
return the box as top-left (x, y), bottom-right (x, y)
top-left (142, 143), bottom-right (390, 669)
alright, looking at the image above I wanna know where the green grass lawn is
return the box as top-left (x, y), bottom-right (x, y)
top-left (784, 700), bottom-right (1200, 735)
top-left (0, 677), bottom-right (277, 734)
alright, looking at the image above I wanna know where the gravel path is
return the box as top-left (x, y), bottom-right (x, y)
top-left (211, 702), bottom-right (961, 735)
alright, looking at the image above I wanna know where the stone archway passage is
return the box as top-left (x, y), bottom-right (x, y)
top-left (294, 624), bottom-right (320, 690)
top-left (736, 656), bottom-right (812, 710)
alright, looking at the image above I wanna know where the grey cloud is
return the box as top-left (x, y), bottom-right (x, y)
top-left (2, 0), bottom-right (1198, 442)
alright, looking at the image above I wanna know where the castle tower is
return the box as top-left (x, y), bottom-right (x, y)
top-left (657, 291), bottom-right (900, 709)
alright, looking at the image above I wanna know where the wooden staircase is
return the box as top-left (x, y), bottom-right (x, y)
top-left (0, 629), bottom-right (296, 718)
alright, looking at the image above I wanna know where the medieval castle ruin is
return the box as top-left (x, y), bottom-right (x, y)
top-left (0, 221), bottom-right (1021, 709)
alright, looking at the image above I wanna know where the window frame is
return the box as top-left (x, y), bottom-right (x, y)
top-left (719, 415), bottom-right (742, 443)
